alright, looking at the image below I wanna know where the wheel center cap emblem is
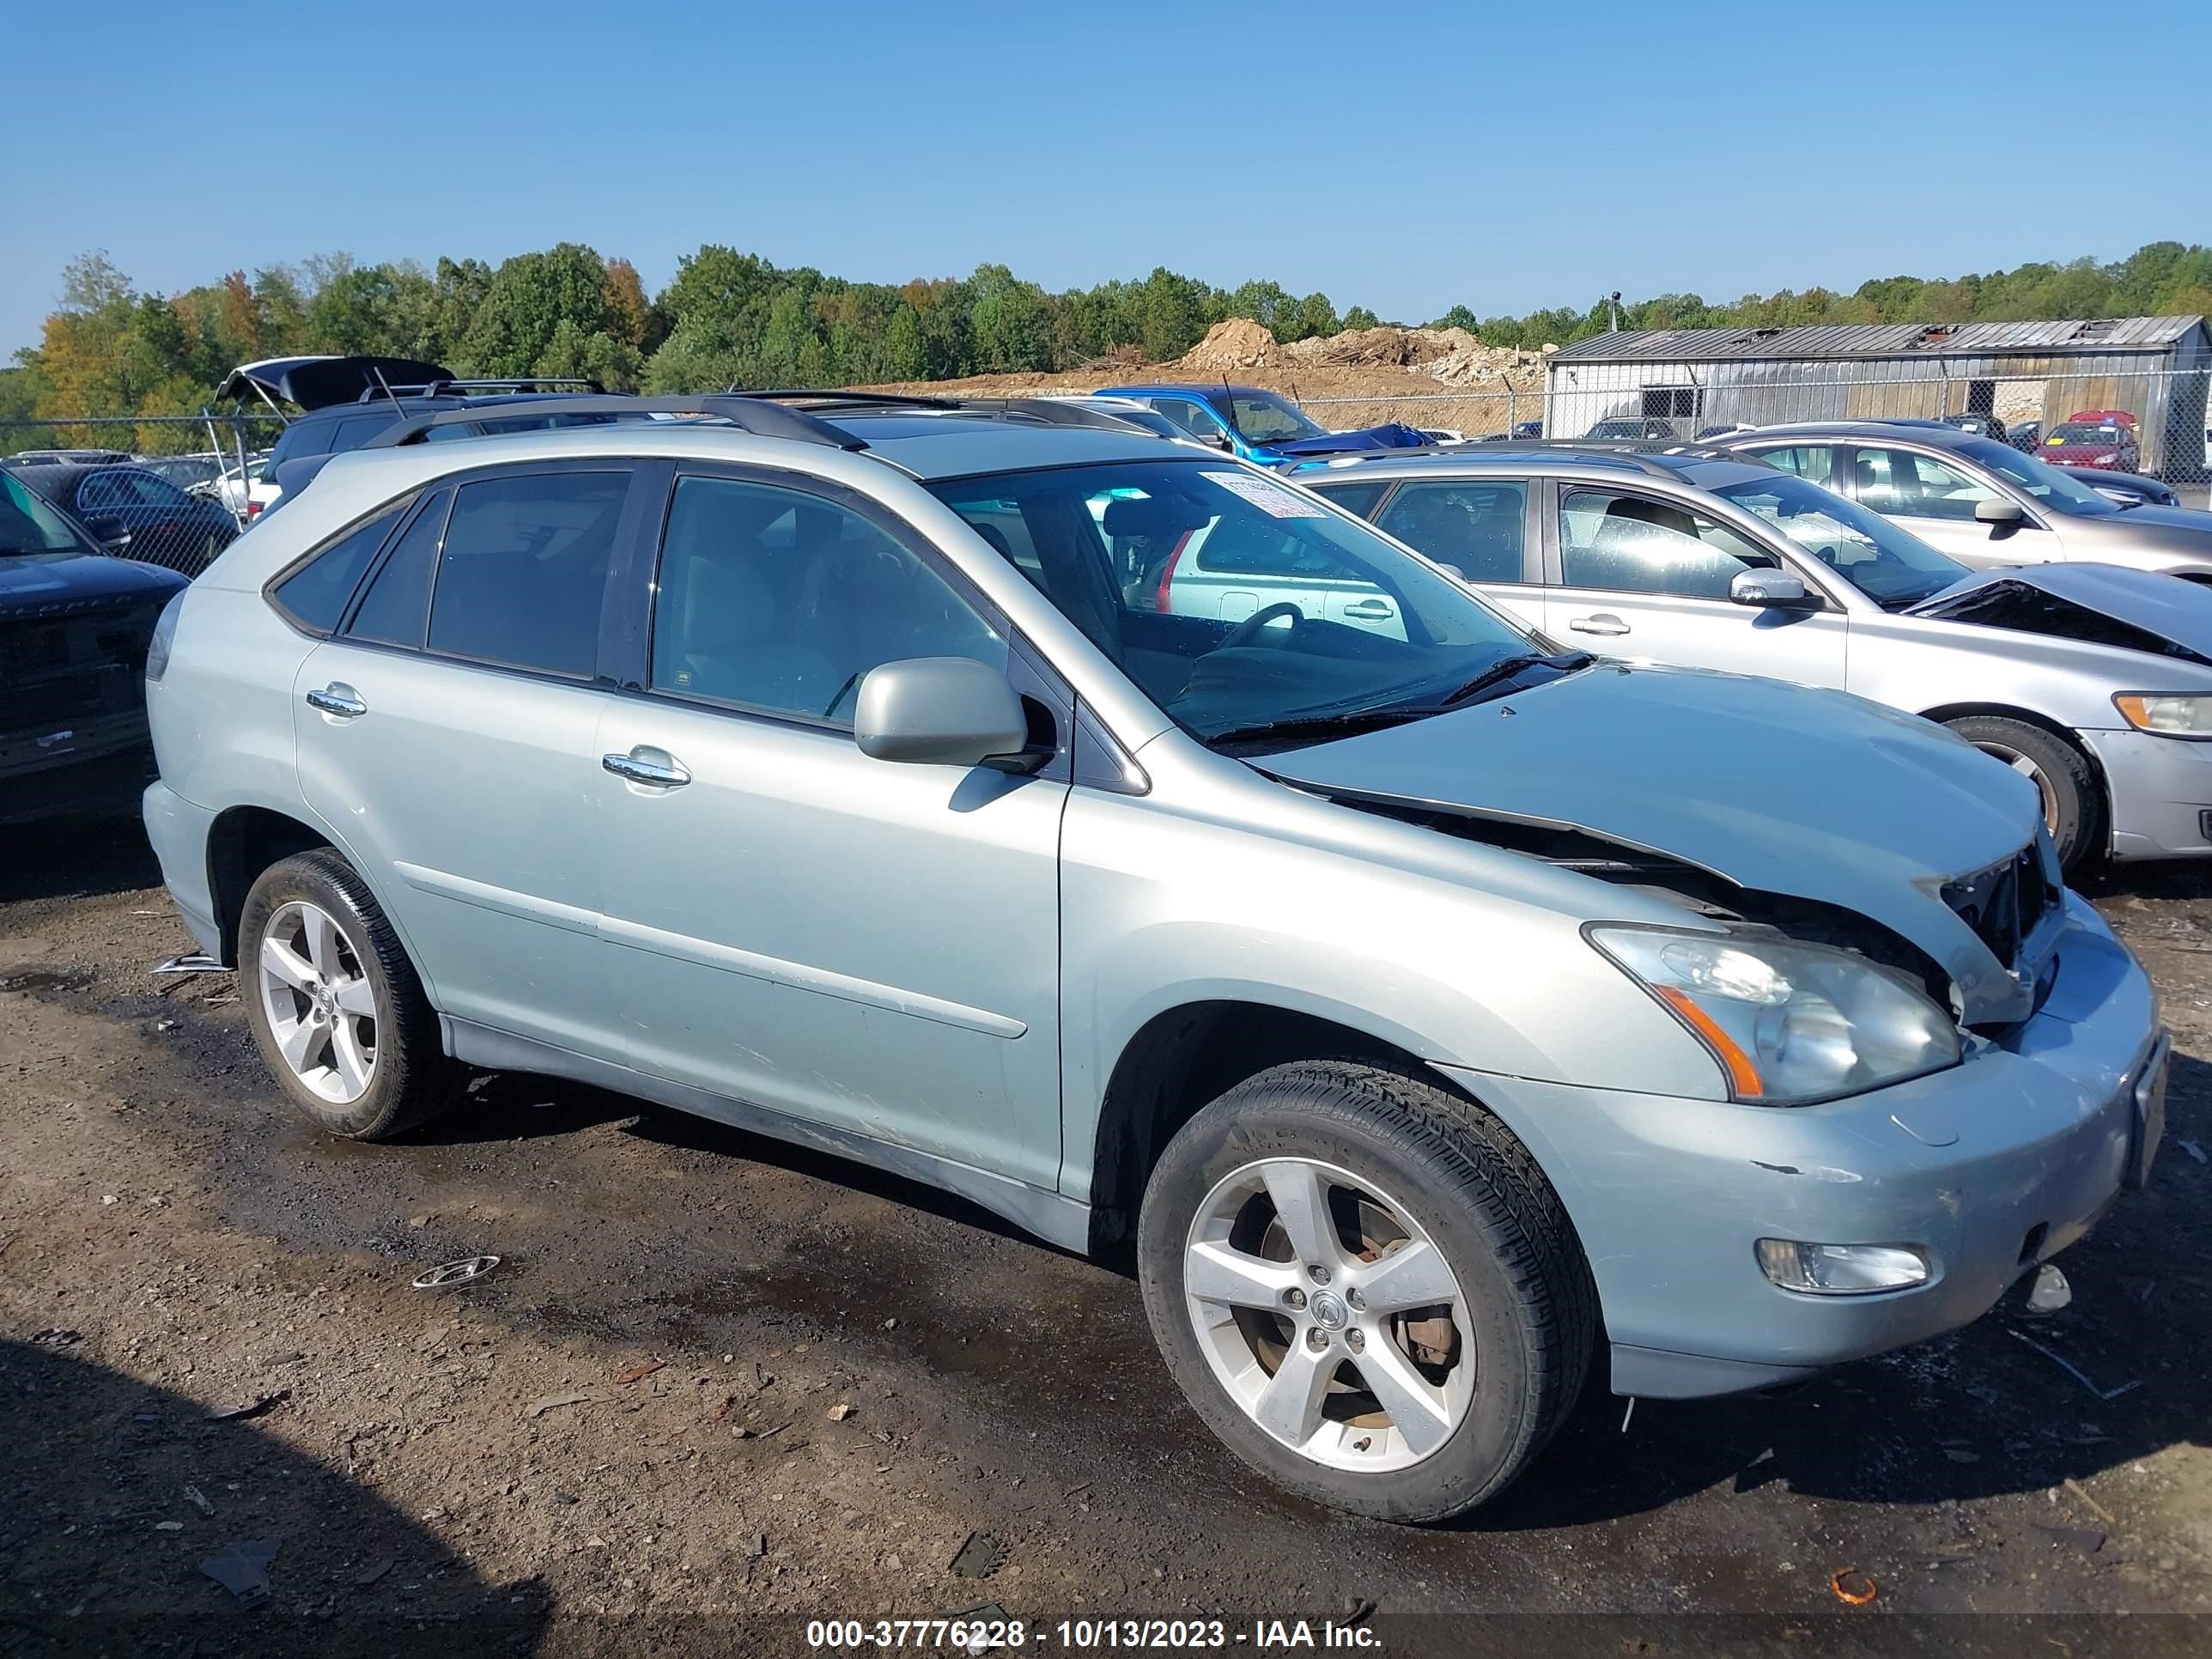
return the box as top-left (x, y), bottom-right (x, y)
top-left (1310, 1290), bottom-right (1348, 1331)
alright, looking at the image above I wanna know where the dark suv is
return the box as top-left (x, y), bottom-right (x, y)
top-left (220, 356), bottom-right (617, 511)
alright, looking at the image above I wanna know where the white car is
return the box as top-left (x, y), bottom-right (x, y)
top-left (208, 455), bottom-right (279, 520)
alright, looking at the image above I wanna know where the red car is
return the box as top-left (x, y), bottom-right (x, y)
top-left (2043, 417), bottom-right (2141, 471)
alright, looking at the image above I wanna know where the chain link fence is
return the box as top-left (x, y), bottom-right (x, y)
top-left (1297, 365), bottom-right (2212, 484)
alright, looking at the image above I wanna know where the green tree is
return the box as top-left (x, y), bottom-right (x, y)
top-left (464, 243), bottom-right (614, 377)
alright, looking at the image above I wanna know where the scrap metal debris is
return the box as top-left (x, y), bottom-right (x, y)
top-left (2037, 1525), bottom-right (2107, 1556)
top-left (411, 1255), bottom-right (500, 1291)
top-left (612, 1358), bottom-right (666, 1386)
top-left (2008, 1328), bottom-right (2141, 1401)
top-left (205, 1389), bottom-right (289, 1423)
top-left (1829, 1568), bottom-right (1878, 1605)
top-left (30, 1328), bottom-right (82, 1350)
top-left (199, 1540), bottom-right (277, 1610)
top-left (950, 1530), bottom-right (1006, 1580)
top-left (352, 1556), bottom-right (395, 1587)
top-left (184, 1485), bottom-right (214, 1516)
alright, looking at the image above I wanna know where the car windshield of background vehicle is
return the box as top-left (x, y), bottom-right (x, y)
top-left (1953, 436), bottom-right (2118, 517)
top-left (2046, 422), bottom-right (2124, 446)
top-left (929, 459), bottom-right (1565, 749)
top-left (1711, 474), bottom-right (1969, 611)
top-left (0, 470), bottom-right (98, 558)
top-left (1228, 392), bottom-right (1327, 444)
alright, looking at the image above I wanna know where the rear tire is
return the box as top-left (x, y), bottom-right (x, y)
top-left (239, 848), bottom-right (453, 1139)
top-left (1136, 1060), bottom-right (1595, 1522)
top-left (1944, 715), bottom-right (2097, 871)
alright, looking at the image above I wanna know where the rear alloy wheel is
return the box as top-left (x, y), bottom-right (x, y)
top-left (1944, 714), bottom-right (2096, 871)
top-left (1138, 1060), bottom-right (1595, 1522)
top-left (239, 848), bottom-right (453, 1139)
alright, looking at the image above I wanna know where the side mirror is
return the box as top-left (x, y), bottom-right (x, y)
top-left (1729, 568), bottom-right (1809, 608)
top-left (87, 516), bottom-right (131, 550)
top-left (854, 658), bottom-right (1033, 769)
top-left (1974, 497), bottom-right (2027, 526)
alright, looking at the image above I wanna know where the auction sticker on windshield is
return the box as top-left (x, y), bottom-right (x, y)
top-left (1202, 471), bottom-right (1328, 518)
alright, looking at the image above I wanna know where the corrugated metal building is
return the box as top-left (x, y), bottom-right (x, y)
top-left (1545, 315), bottom-right (2211, 477)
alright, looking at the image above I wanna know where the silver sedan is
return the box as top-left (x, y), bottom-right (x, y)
top-left (1296, 447), bottom-right (2212, 869)
top-left (1728, 420), bottom-right (2212, 580)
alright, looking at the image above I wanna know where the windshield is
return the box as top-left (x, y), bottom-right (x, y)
top-left (1711, 473), bottom-right (1967, 610)
top-left (1228, 392), bottom-right (1327, 444)
top-left (1953, 436), bottom-right (2117, 517)
top-left (2046, 422), bottom-right (2124, 446)
top-left (0, 470), bottom-right (98, 558)
top-left (929, 459), bottom-right (1563, 747)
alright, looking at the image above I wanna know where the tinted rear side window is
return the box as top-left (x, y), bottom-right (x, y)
top-left (270, 500), bottom-right (408, 633)
top-left (1373, 480), bottom-right (1528, 582)
top-left (329, 414), bottom-right (403, 453)
top-left (348, 490), bottom-right (451, 648)
top-left (427, 471), bottom-right (627, 676)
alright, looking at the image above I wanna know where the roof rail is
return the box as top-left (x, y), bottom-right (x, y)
top-left (734, 388), bottom-right (1161, 434)
top-left (360, 395), bottom-right (869, 453)
top-left (353, 376), bottom-right (604, 403)
top-left (1291, 443), bottom-right (1670, 477)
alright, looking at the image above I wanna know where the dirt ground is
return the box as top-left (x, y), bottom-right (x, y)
top-left (3, 821), bottom-right (2209, 1658)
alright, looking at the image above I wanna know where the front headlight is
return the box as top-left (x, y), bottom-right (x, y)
top-left (2113, 694), bottom-right (2212, 738)
top-left (1587, 925), bottom-right (1962, 1104)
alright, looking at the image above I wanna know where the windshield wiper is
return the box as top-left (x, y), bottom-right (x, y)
top-left (1437, 649), bottom-right (1595, 708)
top-left (1201, 707), bottom-right (1436, 750)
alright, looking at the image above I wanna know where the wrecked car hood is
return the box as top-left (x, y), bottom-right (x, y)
top-left (1263, 422), bottom-right (1431, 458)
top-left (1265, 662), bottom-right (2045, 1022)
top-left (1910, 561), bottom-right (2212, 662)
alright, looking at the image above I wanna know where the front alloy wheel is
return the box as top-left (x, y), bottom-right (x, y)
top-left (1184, 1157), bottom-right (1472, 1472)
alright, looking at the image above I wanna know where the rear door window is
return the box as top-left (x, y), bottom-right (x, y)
top-left (425, 471), bottom-right (628, 676)
top-left (1372, 480), bottom-right (1528, 582)
top-left (347, 490), bottom-right (452, 648)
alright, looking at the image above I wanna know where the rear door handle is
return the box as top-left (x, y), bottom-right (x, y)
top-left (1341, 599), bottom-right (1395, 619)
top-left (305, 684), bottom-right (367, 718)
top-left (603, 749), bottom-right (692, 788)
top-left (1568, 613), bottom-right (1630, 636)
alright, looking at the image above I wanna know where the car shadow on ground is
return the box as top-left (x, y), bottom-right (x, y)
top-left (0, 1335), bottom-right (551, 1657)
top-left (0, 817), bottom-right (161, 908)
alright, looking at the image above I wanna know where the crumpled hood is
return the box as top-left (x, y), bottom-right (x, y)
top-left (1910, 561), bottom-right (2212, 662)
top-left (1265, 662), bottom-right (2045, 1021)
top-left (1262, 422), bottom-right (1430, 457)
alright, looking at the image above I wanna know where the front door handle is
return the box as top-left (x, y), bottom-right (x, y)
top-left (603, 749), bottom-right (692, 788)
top-left (305, 684), bottom-right (367, 718)
top-left (1568, 613), bottom-right (1630, 636)
top-left (1341, 599), bottom-right (1395, 619)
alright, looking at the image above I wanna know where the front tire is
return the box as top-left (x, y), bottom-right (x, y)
top-left (1944, 714), bottom-right (2097, 871)
top-left (239, 848), bottom-right (453, 1139)
top-left (1136, 1060), bottom-right (1595, 1522)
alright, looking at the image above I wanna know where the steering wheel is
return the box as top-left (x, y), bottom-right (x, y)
top-left (1217, 601), bottom-right (1307, 652)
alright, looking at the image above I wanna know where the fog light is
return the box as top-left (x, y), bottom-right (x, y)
top-left (1756, 1239), bottom-right (1929, 1295)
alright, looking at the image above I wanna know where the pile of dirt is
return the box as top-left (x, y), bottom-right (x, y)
top-left (1176, 317), bottom-right (1279, 372)
top-left (1174, 318), bottom-right (1547, 391)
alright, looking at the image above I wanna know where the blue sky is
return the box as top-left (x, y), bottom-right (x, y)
top-left (9, 0), bottom-right (2209, 356)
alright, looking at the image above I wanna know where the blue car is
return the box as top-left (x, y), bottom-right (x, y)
top-left (1094, 382), bottom-right (1428, 467)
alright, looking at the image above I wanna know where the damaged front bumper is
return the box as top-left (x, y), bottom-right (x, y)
top-left (1441, 890), bottom-right (2161, 1399)
top-left (2084, 726), bottom-right (2212, 860)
